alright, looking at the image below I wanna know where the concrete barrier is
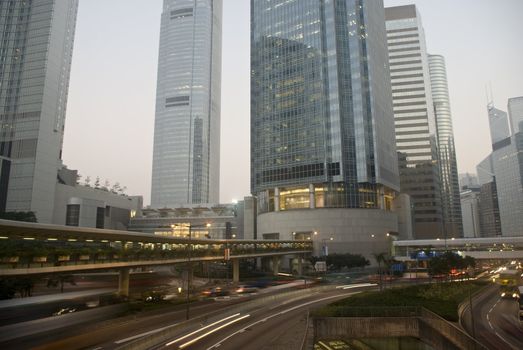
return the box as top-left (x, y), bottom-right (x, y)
top-left (311, 307), bottom-right (487, 350)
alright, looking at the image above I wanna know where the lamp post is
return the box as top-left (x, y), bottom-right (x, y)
top-left (321, 237), bottom-right (333, 277)
top-left (172, 222), bottom-right (210, 320)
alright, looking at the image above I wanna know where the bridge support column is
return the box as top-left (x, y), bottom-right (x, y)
top-left (297, 256), bottom-right (303, 276)
top-left (118, 268), bottom-right (130, 298)
top-left (232, 258), bottom-right (240, 283)
top-left (272, 256), bottom-right (280, 275)
top-left (182, 265), bottom-right (193, 290)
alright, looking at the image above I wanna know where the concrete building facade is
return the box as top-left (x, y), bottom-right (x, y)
top-left (151, 0), bottom-right (222, 208)
top-left (251, 0), bottom-right (400, 262)
top-left (53, 166), bottom-right (143, 230)
top-left (460, 188), bottom-right (480, 238)
top-left (0, 0), bottom-right (79, 223)
top-left (385, 5), bottom-right (443, 239)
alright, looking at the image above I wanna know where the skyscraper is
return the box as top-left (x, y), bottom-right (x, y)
top-left (251, 0), bottom-right (400, 259)
top-left (0, 0), bottom-right (79, 223)
top-left (151, 0), bottom-right (222, 208)
top-left (428, 54), bottom-right (463, 237)
top-left (477, 99), bottom-right (523, 237)
top-left (487, 104), bottom-right (510, 146)
top-left (385, 5), bottom-right (444, 239)
top-left (508, 96), bottom-right (523, 134)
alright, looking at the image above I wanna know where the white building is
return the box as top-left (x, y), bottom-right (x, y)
top-left (151, 0), bottom-right (222, 208)
top-left (54, 166), bottom-right (143, 230)
top-left (460, 188), bottom-right (481, 238)
top-left (385, 5), bottom-right (444, 239)
top-left (0, 0), bottom-right (79, 223)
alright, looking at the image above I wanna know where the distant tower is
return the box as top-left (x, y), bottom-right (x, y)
top-left (508, 96), bottom-right (523, 134)
top-left (151, 0), bottom-right (222, 207)
top-left (0, 0), bottom-right (79, 222)
top-left (487, 104), bottom-right (510, 146)
top-left (428, 54), bottom-right (463, 237)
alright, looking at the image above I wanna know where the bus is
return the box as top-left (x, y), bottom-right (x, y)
top-left (498, 269), bottom-right (522, 299)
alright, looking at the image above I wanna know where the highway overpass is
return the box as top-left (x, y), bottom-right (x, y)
top-left (393, 236), bottom-right (523, 261)
top-left (0, 219), bottom-right (312, 296)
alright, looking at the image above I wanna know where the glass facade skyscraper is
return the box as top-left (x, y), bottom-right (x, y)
top-left (385, 5), bottom-right (444, 239)
top-left (251, 0), bottom-right (399, 214)
top-left (151, 0), bottom-right (222, 208)
top-left (508, 96), bottom-right (523, 134)
top-left (488, 104), bottom-right (510, 147)
top-left (0, 0), bottom-right (78, 223)
top-left (428, 54), bottom-right (463, 237)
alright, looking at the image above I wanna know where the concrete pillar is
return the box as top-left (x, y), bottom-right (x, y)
top-left (309, 184), bottom-right (315, 209)
top-left (297, 256), bottom-right (303, 276)
top-left (182, 265), bottom-right (194, 290)
top-left (272, 256), bottom-right (280, 275)
top-left (232, 258), bottom-right (240, 283)
top-left (118, 268), bottom-right (130, 297)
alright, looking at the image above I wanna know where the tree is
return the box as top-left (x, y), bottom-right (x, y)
top-left (428, 252), bottom-right (476, 281)
top-left (0, 211), bottom-right (37, 222)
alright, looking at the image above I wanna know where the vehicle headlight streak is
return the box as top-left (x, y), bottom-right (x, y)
top-left (164, 313), bottom-right (248, 347)
top-left (177, 314), bottom-right (251, 349)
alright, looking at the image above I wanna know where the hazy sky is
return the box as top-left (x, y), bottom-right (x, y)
top-left (63, 0), bottom-right (523, 206)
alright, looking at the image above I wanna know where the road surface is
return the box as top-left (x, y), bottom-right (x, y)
top-left (462, 284), bottom-right (523, 350)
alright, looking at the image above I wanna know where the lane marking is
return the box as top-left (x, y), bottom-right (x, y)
top-left (488, 297), bottom-right (519, 349)
top-left (178, 314), bottom-right (251, 349)
top-left (206, 292), bottom-right (356, 350)
top-left (165, 313), bottom-right (240, 346)
top-left (335, 283), bottom-right (377, 290)
top-left (318, 340), bottom-right (334, 350)
top-left (115, 324), bottom-right (179, 344)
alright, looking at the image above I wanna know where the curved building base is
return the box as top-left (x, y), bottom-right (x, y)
top-left (257, 208), bottom-right (399, 265)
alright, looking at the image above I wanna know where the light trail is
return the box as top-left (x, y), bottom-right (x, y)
top-left (206, 292), bottom-right (358, 350)
top-left (165, 313), bottom-right (240, 347)
top-left (177, 314), bottom-right (251, 349)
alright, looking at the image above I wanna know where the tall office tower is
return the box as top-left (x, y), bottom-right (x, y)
top-left (487, 104), bottom-right (510, 146)
top-left (508, 96), bottom-right (523, 134)
top-left (0, 0), bottom-right (79, 223)
top-left (151, 0), bottom-right (222, 208)
top-left (251, 0), bottom-right (400, 259)
top-left (478, 101), bottom-right (523, 237)
top-left (428, 55), bottom-right (463, 237)
top-left (385, 5), bottom-right (444, 239)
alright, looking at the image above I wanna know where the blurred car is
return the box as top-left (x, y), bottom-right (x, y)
top-left (201, 287), bottom-right (229, 297)
top-left (234, 285), bottom-right (258, 294)
top-left (500, 288), bottom-right (519, 299)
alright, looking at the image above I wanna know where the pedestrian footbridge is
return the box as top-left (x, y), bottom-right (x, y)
top-left (0, 220), bottom-right (312, 295)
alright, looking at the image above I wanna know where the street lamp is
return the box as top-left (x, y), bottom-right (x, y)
top-left (321, 237), bottom-right (333, 258)
top-left (171, 222), bottom-right (210, 320)
top-left (321, 237), bottom-right (333, 277)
